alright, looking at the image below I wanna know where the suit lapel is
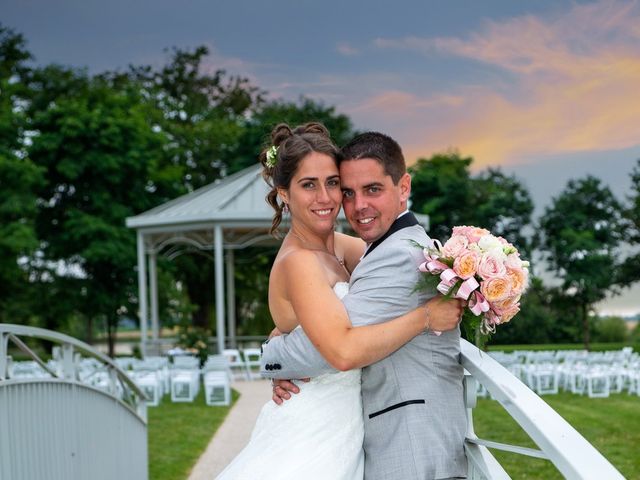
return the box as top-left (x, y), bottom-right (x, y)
top-left (363, 212), bottom-right (420, 258)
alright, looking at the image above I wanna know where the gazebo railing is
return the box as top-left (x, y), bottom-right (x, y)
top-left (460, 339), bottom-right (625, 479)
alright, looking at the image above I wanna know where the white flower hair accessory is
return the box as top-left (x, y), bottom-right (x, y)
top-left (265, 145), bottom-right (278, 168)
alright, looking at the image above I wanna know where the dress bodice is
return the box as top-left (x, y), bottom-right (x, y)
top-left (333, 281), bottom-right (349, 300)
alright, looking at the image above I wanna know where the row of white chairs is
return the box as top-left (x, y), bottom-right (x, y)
top-left (487, 348), bottom-right (640, 398)
top-left (6, 351), bottom-right (246, 407)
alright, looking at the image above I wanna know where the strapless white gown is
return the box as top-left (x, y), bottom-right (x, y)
top-left (216, 282), bottom-right (364, 479)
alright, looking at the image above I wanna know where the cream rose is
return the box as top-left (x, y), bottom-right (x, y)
top-left (481, 276), bottom-right (512, 302)
top-left (507, 267), bottom-right (528, 295)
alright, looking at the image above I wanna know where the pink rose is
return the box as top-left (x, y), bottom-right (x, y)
top-left (452, 226), bottom-right (473, 237)
top-left (441, 234), bottom-right (469, 258)
top-left (453, 250), bottom-right (479, 279)
top-left (477, 252), bottom-right (507, 279)
top-left (452, 226), bottom-right (490, 243)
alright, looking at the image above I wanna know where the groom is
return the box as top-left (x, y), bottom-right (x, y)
top-left (260, 132), bottom-right (467, 479)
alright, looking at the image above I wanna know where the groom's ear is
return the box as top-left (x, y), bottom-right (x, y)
top-left (398, 173), bottom-right (411, 202)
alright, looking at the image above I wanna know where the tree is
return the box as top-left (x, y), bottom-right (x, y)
top-left (618, 159), bottom-right (640, 288)
top-left (409, 151), bottom-right (475, 242)
top-left (537, 176), bottom-right (627, 349)
top-left (0, 25), bottom-right (43, 321)
top-left (124, 46), bottom-right (263, 192)
top-left (229, 97), bottom-right (357, 173)
top-left (27, 67), bottom-right (169, 355)
top-left (472, 168), bottom-right (534, 257)
top-left (409, 151), bottom-right (534, 254)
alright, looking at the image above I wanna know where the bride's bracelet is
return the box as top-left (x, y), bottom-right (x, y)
top-left (424, 304), bottom-right (431, 331)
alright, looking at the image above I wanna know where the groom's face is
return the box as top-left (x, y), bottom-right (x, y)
top-left (340, 158), bottom-right (410, 243)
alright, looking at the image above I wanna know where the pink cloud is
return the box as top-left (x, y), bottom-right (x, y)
top-left (370, 0), bottom-right (640, 168)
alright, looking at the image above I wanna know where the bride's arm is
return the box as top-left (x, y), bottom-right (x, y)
top-left (283, 250), bottom-right (456, 371)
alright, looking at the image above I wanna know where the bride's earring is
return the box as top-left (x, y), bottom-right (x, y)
top-left (282, 203), bottom-right (289, 214)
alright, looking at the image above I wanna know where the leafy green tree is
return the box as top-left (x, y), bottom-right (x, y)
top-left (618, 159), bottom-right (640, 288)
top-left (537, 176), bottom-right (627, 349)
top-left (409, 151), bottom-right (474, 242)
top-left (27, 67), bottom-right (169, 355)
top-left (124, 46), bottom-right (263, 192)
top-left (0, 25), bottom-right (43, 321)
top-left (229, 97), bottom-right (357, 173)
top-left (409, 151), bottom-right (534, 253)
top-left (472, 168), bottom-right (534, 258)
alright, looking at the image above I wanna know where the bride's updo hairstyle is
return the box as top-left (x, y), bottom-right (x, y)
top-left (260, 122), bottom-right (339, 234)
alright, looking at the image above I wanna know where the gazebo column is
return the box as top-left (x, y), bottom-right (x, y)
top-left (226, 250), bottom-right (236, 348)
top-left (136, 231), bottom-right (148, 357)
top-left (214, 225), bottom-right (226, 354)
top-left (148, 250), bottom-right (160, 348)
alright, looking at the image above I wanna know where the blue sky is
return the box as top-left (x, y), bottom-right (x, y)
top-left (4, 0), bottom-right (640, 315)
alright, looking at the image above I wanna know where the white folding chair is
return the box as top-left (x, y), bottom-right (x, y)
top-left (135, 372), bottom-right (163, 407)
top-left (586, 371), bottom-right (610, 398)
top-left (203, 371), bottom-right (231, 406)
top-left (242, 348), bottom-right (262, 380)
top-left (170, 369), bottom-right (200, 402)
top-left (223, 349), bottom-right (249, 381)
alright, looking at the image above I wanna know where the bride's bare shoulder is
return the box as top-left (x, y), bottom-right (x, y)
top-left (273, 247), bottom-right (323, 277)
top-left (334, 232), bottom-right (366, 273)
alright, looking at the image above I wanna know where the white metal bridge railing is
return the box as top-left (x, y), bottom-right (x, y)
top-left (460, 339), bottom-right (625, 480)
top-left (0, 324), bottom-right (148, 480)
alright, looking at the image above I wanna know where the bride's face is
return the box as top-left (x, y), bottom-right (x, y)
top-left (279, 151), bottom-right (341, 234)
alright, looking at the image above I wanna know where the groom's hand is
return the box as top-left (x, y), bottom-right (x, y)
top-left (424, 296), bottom-right (464, 332)
top-left (271, 378), bottom-right (309, 405)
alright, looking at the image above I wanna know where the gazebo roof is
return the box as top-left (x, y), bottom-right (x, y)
top-left (126, 165), bottom-right (273, 231)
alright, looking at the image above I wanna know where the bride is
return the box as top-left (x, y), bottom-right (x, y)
top-left (216, 122), bottom-right (452, 479)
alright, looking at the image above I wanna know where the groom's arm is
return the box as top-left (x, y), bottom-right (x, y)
top-left (260, 327), bottom-right (337, 379)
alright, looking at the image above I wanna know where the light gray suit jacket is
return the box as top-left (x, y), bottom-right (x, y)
top-left (260, 221), bottom-right (467, 479)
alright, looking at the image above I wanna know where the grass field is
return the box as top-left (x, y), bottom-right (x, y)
top-left (148, 389), bottom-right (238, 480)
top-left (473, 392), bottom-right (640, 479)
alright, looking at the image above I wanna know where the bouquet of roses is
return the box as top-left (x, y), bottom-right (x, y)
top-left (416, 225), bottom-right (530, 339)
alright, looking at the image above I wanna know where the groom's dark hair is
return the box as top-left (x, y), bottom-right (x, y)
top-left (339, 131), bottom-right (406, 184)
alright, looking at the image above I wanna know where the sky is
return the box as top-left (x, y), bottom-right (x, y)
top-left (3, 0), bottom-right (640, 315)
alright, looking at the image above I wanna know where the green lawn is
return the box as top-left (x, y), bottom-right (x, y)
top-left (473, 392), bottom-right (640, 479)
top-left (148, 389), bottom-right (239, 480)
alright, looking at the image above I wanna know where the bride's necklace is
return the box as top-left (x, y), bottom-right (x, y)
top-left (288, 231), bottom-right (345, 267)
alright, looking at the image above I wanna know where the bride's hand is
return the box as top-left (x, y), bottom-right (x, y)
top-left (272, 378), bottom-right (310, 405)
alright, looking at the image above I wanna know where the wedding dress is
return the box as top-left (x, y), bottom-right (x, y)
top-left (216, 282), bottom-right (364, 479)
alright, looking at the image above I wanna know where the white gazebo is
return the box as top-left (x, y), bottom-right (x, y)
top-left (126, 164), bottom-right (429, 355)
